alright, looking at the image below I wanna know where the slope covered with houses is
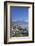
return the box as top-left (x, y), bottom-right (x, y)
top-left (10, 21), bottom-right (28, 37)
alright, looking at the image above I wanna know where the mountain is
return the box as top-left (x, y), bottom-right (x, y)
top-left (10, 21), bottom-right (28, 29)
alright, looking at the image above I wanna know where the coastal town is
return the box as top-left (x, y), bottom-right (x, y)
top-left (10, 21), bottom-right (28, 37)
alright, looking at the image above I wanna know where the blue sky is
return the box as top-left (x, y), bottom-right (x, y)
top-left (10, 7), bottom-right (28, 23)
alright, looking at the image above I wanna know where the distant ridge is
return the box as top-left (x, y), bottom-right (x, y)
top-left (11, 21), bottom-right (28, 24)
